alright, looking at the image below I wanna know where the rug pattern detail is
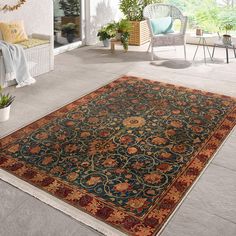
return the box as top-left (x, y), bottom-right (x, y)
top-left (1, 76), bottom-right (236, 236)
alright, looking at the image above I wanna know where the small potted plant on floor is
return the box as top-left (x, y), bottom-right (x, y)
top-left (97, 23), bottom-right (117, 47)
top-left (0, 86), bottom-right (15, 122)
top-left (62, 23), bottom-right (77, 43)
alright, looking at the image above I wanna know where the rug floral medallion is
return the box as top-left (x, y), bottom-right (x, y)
top-left (1, 76), bottom-right (236, 236)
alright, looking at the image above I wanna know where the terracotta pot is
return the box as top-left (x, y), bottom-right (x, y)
top-left (0, 106), bottom-right (11, 122)
top-left (196, 28), bottom-right (203, 36)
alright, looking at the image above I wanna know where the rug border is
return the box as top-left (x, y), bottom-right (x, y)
top-left (1, 75), bottom-right (236, 236)
top-left (155, 124), bottom-right (236, 236)
top-left (1, 126), bottom-right (235, 236)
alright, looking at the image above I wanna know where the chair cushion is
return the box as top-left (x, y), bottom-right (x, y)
top-left (0, 20), bottom-right (28, 43)
top-left (17, 38), bottom-right (50, 49)
top-left (150, 17), bottom-right (174, 35)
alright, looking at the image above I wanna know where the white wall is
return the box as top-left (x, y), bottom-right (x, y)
top-left (85, 0), bottom-right (122, 45)
top-left (0, 0), bottom-right (53, 36)
top-left (0, 0), bottom-right (120, 45)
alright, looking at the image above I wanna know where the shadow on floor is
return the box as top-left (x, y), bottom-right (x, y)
top-left (66, 46), bottom-right (230, 70)
top-left (67, 48), bottom-right (152, 63)
top-left (151, 59), bottom-right (192, 69)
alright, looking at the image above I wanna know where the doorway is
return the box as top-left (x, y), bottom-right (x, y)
top-left (53, 0), bottom-right (83, 54)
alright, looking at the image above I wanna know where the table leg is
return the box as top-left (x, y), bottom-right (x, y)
top-left (226, 46), bottom-right (229, 64)
top-left (203, 39), bottom-right (206, 64)
top-left (193, 38), bottom-right (201, 61)
top-left (205, 40), bottom-right (213, 61)
top-left (212, 45), bottom-right (216, 58)
top-left (111, 42), bottom-right (115, 53)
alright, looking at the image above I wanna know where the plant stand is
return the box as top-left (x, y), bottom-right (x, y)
top-left (111, 39), bottom-right (127, 53)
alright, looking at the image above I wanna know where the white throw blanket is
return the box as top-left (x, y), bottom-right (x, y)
top-left (0, 41), bottom-right (36, 88)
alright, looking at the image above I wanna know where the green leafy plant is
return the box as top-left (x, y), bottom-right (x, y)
top-left (0, 86), bottom-right (15, 109)
top-left (120, 0), bottom-right (163, 21)
top-left (59, 0), bottom-right (80, 16)
top-left (97, 23), bottom-right (117, 41)
top-left (117, 19), bottom-right (132, 33)
top-left (121, 32), bottom-right (130, 51)
top-left (61, 22), bottom-right (77, 34)
top-left (97, 19), bottom-right (131, 50)
top-left (117, 19), bottom-right (132, 51)
top-left (120, 0), bottom-right (142, 21)
top-left (218, 8), bottom-right (236, 35)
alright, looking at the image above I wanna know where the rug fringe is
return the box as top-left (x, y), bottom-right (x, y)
top-left (0, 169), bottom-right (127, 236)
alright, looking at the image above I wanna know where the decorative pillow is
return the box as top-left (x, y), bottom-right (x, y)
top-left (0, 21), bottom-right (28, 44)
top-left (150, 17), bottom-right (174, 35)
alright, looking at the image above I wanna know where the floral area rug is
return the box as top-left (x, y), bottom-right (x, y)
top-left (1, 76), bottom-right (236, 236)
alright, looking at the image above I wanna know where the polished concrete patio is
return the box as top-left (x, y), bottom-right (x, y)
top-left (0, 43), bottom-right (236, 236)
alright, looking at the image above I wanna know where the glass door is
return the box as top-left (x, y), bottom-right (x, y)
top-left (54, 0), bottom-right (81, 48)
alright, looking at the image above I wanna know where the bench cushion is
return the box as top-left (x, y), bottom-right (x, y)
top-left (17, 38), bottom-right (50, 49)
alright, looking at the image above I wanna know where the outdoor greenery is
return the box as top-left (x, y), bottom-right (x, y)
top-left (61, 23), bottom-right (77, 34)
top-left (59, 0), bottom-right (80, 16)
top-left (0, 86), bottom-right (15, 109)
top-left (166, 0), bottom-right (236, 34)
top-left (119, 0), bottom-right (236, 34)
top-left (119, 0), bottom-right (163, 21)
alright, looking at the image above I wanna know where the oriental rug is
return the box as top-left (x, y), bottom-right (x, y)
top-left (1, 76), bottom-right (236, 236)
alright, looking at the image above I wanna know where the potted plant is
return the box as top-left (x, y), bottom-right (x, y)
top-left (218, 9), bottom-right (236, 45)
top-left (0, 86), bottom-right (15, 122)
top-left (97, 23), bottom-right (117, 47)
top-left (119, 0), bottom-right (162, 45)
top-left (222, 24), bottom-right (233, 45)
top-left (59, 0), bottom-right (80, 38)
top-left (117, 19), bottom-right (132, 51)
top-left (62, 23), bottom-right (77, 43)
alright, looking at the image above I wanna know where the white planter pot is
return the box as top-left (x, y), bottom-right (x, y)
top-left (103, 39), bottom-right (110, 47)
top-left (0, 106), bottom-right (11, 122)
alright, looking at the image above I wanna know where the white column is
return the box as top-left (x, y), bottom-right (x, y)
top-left (85, 0), bottom-right (122, 45)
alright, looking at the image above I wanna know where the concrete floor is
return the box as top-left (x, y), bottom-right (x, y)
top-left (0, 43), bottom-right (236, 236)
